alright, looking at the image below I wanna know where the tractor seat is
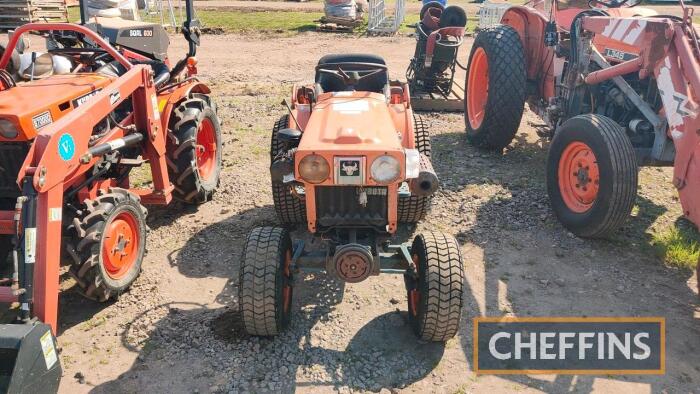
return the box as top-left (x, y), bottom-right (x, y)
top-left (97, 60), bottom-right (171, 88)
top-left (315, 53), bottom-right (388, 94)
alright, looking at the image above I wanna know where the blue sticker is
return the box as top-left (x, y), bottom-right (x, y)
top-left (58, 134), bottom-right (75, 161)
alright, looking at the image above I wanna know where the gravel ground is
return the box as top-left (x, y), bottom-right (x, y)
top-left (41, 33), bottom-right (700, 393)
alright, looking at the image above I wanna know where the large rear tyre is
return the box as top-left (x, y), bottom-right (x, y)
top-left (405, 232), bottom-right (464, 341)
top-left (398, 114), bottom-right (431, 223)
top-left (546, 114), bottom-right (638, 238)
top-left (465, 25), bottom-right (526, 151)
top-left (66, 188), bottom-right (147, 301)
top-left (271, 115), bottom-right (306, 226)
top-left (239, 227), bottom-right (294, 336)
top-left (167, 95), bottom-right (222, 204)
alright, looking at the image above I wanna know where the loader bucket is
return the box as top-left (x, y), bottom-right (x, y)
top-left (0, 322), bottom-right (61, 394)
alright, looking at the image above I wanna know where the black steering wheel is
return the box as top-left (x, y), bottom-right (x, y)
top-left (316, 62), bottom-right (388, 88)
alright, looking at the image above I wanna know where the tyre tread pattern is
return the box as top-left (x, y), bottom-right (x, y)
top-left (271, 115), bottom-right (307, 225)
top-left (167, 96), bottom-right (221, 204)
top-left (550, 114), bottom-right (638, 238)
top-left (398, 114), bottom-right (431, 223)
top-left (239, 227), bottom-right (290, 336)
top-left (412, 232), bottom-right (464, 341)
top-left (66, 188), bottom-right (147, 302)
top-left (466, 25), bottom-right (526, 151)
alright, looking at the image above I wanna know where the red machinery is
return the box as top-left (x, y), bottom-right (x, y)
top-left (464, 0), bottom-right (700, 243)
top-left (0, 1), bottom-right (221, 391)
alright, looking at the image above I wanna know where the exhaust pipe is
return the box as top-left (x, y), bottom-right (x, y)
top-left (409, 154), bottom-right (439, 196)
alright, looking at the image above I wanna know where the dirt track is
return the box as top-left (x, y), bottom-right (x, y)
top-left (45, 32), bottom-right (700, 394)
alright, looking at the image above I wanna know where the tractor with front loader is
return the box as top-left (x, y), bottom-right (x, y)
top-left (0, 1), bottom-right (222, 391)
top-left (239, 54), bottom-right (466, 341)
top-left (464, 0), bottom-right (700, 244)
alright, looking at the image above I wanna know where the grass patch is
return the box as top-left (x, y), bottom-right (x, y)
top-left (69, 6), bottom-right (479, 36)
top-left (69, 7), bottom-right (321, 34)
top-left (651, 225), bottom-right (699, 270)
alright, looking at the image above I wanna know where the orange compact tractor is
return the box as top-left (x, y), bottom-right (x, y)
top-left (0, 1), bottom-right (221, 391)
top-left (464, 0), bottom-right (700, 240)
top-left (238, 54), bottom-right (465, 341)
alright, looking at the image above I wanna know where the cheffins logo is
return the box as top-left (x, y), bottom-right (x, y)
top-left (474, 317), bottom-right (665, 374)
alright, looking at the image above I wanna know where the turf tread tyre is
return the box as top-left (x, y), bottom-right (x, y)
top-left (546, 114), bottom-right (638, 238)
top-left (407, 232), bottom-right (464, 341)
top-left (398, 115), bottom-right (431, 223)
top-left (66, 188), bottom-right (147, 301)
top-left (239, 227), bottom-right (293, 336)
top-left (271, 115), bottom-right (306, 226)
top-left (167, 96), bottom-right (222, 204)
top-left (465, 25), bottom-right (526, 151)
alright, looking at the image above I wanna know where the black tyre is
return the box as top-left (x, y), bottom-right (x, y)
top-left (439, 6), bottom-right (467, 28)
top-left (546, 114), bottom-right (638, 238)
top-left (167, 95), bottom-right (222, 204)
top-left (398, 114), bottom-right (431, 223)
top-left (66, 188), bottom-right (147, 301)
top-left (405, 232), bottom-right (464, 341)
top-left (239, 227), bottom-right (294, 336)
top-left (420, 1), bottom-right (444, 20)
top-left (271, 115), bottom-right (306, 226)
top-left (465, 25), bottom-right (526, 151)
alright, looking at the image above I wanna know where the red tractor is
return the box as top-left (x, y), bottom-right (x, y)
top-left (464, 0), bottom-right (700, 243)
top-left (0, 1), bottom-right (221, 391)
top-left (239, 54), bottom-right (465, 341)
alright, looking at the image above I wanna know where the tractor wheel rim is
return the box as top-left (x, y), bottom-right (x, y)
top-left (558, 141), bottom-right (600, 213)
top-left (102, 211), bottom-right (140, 280)
top-left (467, 47), bottom-right (489, 130)
top-left (409, 254), bottom-right (420, 317)
top-left (196, 118), bottom-right (217, 182)
top-left (283, 250), bottom-right (292, 314)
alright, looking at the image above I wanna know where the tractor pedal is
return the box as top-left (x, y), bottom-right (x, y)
top-left (120, 158), bottom-right (148, 167)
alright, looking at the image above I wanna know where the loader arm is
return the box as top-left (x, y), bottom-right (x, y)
top-left (581, 15), bottom-right (700, 226)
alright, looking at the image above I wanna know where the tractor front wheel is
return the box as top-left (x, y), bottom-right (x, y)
top-left (239, 227), bottom-right (294, 336)
top-left (67, 188), bottom-right (147, 301)
top-left (404, 232), bottom-right (464, 341)
top-left (546, 114), bottom-right (638, 238)
top-left (465, 25), bottom-right (526, 151)
top-left (167, 95), bottom-right (222, 204)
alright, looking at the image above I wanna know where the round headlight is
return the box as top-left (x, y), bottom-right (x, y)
top-left (0, 119), bottom-right (18, 139)
top-left (370, 155), bottom-right (401, 184)
top-left (299, 154), bottom-right (330, 184)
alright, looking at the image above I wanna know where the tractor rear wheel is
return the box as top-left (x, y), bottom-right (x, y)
top-left (546, 114), bottom-right (637, 238)
top-left (398, 114), bottom-right (431, 223)
top-left (67, 188), bottom-right (147, 301)
top-left (239, 227), bottom-right (294, 336)
top-left (404, 231), bottom-right (464, 341)
top-left (167, 95), bottom-right (222, 204)
top-left (465, 25), bottom-right (526, 151)
top-left (271, 115), bottom-right (306, 226)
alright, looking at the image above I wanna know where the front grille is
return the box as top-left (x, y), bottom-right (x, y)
top-left (315, 186), bottom-right (387, 230)
top-left (0, 144), bottom-right (28, 206)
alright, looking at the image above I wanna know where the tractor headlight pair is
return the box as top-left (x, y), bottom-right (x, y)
top-left (0, 119), bottom-right (18, 139)
top-left (299, 153), bottom-right (404, 185)
top-left (370, 155), bottom-right (401, 184)
top-left (299, 154), bottom-right (330, 184)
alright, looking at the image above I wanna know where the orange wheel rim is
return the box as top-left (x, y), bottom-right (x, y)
top-left (409, 254), bottom-right (420, 316)
top-left (558, 141), bottom-right (600, 213)
top-left (196, 118), bottom-right (217, 181)
top-left (467, 47), bottom-right (489, 130)
top-left (102, 211), bottom-right (140, 280)
top-left (283, 250), bottom-right (292, 313)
